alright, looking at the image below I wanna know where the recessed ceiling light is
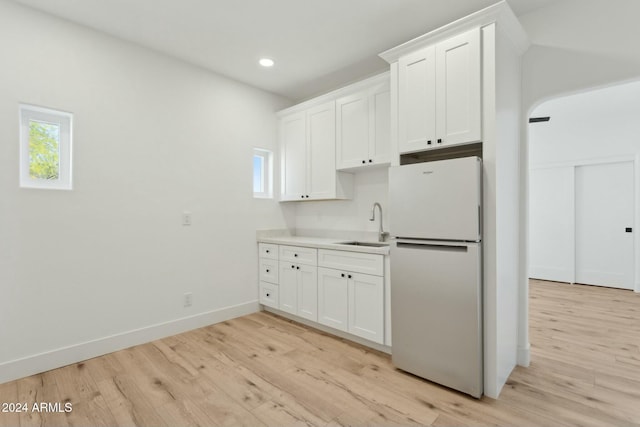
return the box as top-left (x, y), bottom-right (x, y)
top-left (259, 58), bottom-right (274, 68)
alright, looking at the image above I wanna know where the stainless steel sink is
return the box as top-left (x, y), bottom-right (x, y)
top-left (337, 241), bottom-right (389, 247)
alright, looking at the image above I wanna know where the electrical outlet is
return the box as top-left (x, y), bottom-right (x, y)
top-left (183, 292), bottom-right (193, 307)
top-left (182, 211), bottom-right (192, 226)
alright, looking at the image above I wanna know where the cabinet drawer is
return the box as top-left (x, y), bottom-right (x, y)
top-left (259, 258), bottom-right (279, 283)
top-left (318, 249), bottom-right (383, 276)
top-left (279, 245), bottom-right (317, 266)
top-left (258, 243), bottom-right (278, 260)
top-left (259, 282), bottom-right (278, 308)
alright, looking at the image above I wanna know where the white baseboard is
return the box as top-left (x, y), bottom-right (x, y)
top-left (263, 306), bottom-right (392, 355)
top-left (0, 300), bottom-right (260, 385)
top-left (529, 267), bottom-right (572, 284)
top-left (517, 343), bottom-right (531, 367)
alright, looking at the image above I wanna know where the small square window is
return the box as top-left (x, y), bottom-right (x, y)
top-left (253, 148), bottom-right (272, 198)
top-left (19, 104), bottom-right (73, 190)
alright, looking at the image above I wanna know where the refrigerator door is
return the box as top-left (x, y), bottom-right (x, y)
top-left (391, 239), bottom-right (483, 398)
top-left (389, 157), bottom-right (482, 241)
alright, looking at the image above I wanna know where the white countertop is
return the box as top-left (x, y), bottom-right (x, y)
top-left (257, 235), bottom-right (390, 255)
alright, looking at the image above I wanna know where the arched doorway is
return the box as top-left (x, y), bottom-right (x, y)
top-left (528, 81), bottom-right (640, 291)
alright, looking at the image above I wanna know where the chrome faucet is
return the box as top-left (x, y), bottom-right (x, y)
top-left (370, 202), bottom-right (389, 242)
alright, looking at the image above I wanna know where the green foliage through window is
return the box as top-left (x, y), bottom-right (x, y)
top-left (29, 120), bottom-right (60, 180)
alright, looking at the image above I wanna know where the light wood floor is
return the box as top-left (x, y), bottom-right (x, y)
top-left (1, 280), bottom-right (639, 427)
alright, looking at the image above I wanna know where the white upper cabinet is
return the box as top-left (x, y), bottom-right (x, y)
top-left (336, 80), bottom-right (391, 170)
top-left (398, 27), bottom-right (481, 153)
top-left (280, 101), bottom-right (353, 202)
top-left (435, 28), bottom-right (481, 147)
top-left (280, 112), bottom-right (307, 199)
top-left (398, 45), bottom-right (437, 153)
top-left (306, 102), bottom-right (337, 200)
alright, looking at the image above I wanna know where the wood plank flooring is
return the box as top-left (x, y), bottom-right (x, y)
top-left (1, 279), bottom-right (639, 426)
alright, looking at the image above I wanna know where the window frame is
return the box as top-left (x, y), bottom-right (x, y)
top-left (253, 148), bottom-right (273, 199)
top-left (19, 104), bottom-right (73, 190)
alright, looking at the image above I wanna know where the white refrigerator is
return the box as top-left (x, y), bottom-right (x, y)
top-left (389, 156), bottom-right (483, 398)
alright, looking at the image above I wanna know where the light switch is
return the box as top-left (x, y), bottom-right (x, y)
top-left (182, 211), bottom-right (192, 226)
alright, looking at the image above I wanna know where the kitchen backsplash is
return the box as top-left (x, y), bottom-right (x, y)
top-left (293, 168), bottom-right (389, 233)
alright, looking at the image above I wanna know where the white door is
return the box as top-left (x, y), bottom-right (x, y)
top-left (306, 101), bottom-right (336, 200)
top-left (398, 45), bottom-right (436, 153)
top-left (317, 267), bottom-right (348, 332)
top-left (336, 92), bottom-right (369, 169)
top-left (435, 27), bottom-right (481, 147)
top-left (278, 262), bottom-right (298, 314)
top-left (348, 272), bottom-right (384, 344)
top-left (575, 161), bottom-right (634, 289)
top-left (280, 112), bottom-right (306, 201)
top-left (297, 264), bottom-right (318, 322)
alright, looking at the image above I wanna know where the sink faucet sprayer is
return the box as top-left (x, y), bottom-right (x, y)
top-left (370, 202), bottom-right (389, 242)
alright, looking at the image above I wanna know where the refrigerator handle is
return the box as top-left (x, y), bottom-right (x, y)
top-left (396, 241), bottom-right (468, 252)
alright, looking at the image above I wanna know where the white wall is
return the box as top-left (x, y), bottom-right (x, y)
top-left (530, 82), bottom-right (640, 165)
top-left (529, 167), bottom-right (574, 282)
top-left (481, 23), bottom-right (524, 398)
top-left (494, 28), bottom-right (523, 393)
top-left (0, 0), bottom-right (294, 383)
top-left (520, 0), bottom-right (640, 110)
top-left (293, 168), bottom-right (389, 238)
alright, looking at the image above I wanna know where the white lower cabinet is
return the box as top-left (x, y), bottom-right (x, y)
top-left (318, 267), bottom-right (349, 332)
top-left (259, 243), bottom-right (280, 309)
top-left (278, 260), bottom-right (318, 321)
top-left (318, 249), bottom-right (385, 345)
top-left (348, 272), bottom-right (384, 343)
top-left (279, 262), bottom-right (298, 315)
top-left (297, 264), bottom-right (319, 321)
top-left (259, 243), bottom-right (385, 346)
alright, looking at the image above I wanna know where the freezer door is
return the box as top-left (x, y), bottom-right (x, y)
top-left (389, 157), bottom-right (481, 241)
top-left (390, 240), bottom-right (483, 398)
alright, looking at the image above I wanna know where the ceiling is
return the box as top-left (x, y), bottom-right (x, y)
top-left (11, 0), bottom-right (560, 102)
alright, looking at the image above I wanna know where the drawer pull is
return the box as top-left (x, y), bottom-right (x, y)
top-left (296, 266), bottom-right (300, 270)
top-left (291, 265), bottom-right (295, 269)
top-left (294, 254), bottom-right (298, 257)
top-left (266, 269), bottom-right (270, 273)
top-left (341, 273), bottom-right (345, 278)
top-left (348, 274), bottom-right (352, 279)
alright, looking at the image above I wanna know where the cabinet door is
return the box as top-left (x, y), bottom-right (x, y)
top-left (278, 262), bottom-right (298, 314)
top-left (348, 272), bottom-right (384, 344)
top-left (370, 82), bottom-right (391, 165)
top-left (297, 264), bottom-right (318, 321)
top-left (306, 101), bottom-right (336, 199)
top-left (336, 92), bottom-right (370, 170)
top-left (435, 27), bottom-right (481, 146)
top-left (317, 267), bottom-right (348, 332)
top-left (398, 45), bottom-right (436, 154)
top-left (280, 112), bottom-right (307, 201)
